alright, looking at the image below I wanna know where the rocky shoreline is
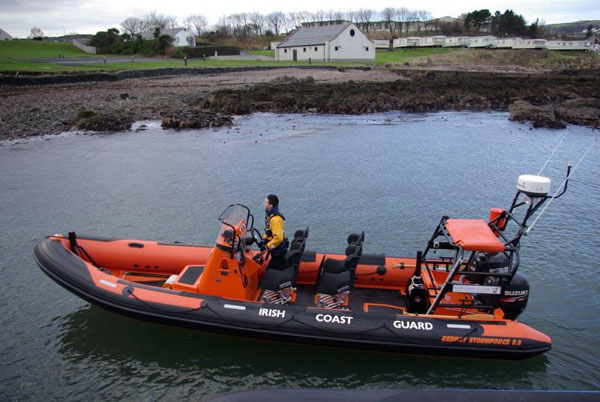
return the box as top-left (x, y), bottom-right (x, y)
top-left (1, 67), bottom-right (598, 141)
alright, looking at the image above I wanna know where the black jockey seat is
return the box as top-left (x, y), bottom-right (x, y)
top-left (260, 228), bottom-right (308, 304)
top-left (315, 233), bottom-right (364, 309)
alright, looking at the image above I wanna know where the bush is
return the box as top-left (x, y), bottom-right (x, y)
top-left (107, 39), bottom-right (156, 56)
top-left (169, 45), bottom-right (240, 58)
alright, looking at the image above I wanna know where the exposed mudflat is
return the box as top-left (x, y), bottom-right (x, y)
top-left (0, 67), bottom-right (598, 140)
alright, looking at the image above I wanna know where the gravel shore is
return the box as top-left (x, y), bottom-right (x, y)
top-left (0, 67), bottom-right (598, 141)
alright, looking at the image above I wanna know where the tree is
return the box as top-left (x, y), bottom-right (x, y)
top-left (395, 7), bottom-right (410, 35)
top-left (249, 12), bottom-right (266, 36)
top-left (464, 9), bottom-right (491, 31)
top-left (121, 17), bottom-right (144, 38)
top-left (490, 10), bottom-right (527, 36)
top-left (356, 9), bottom-right (376, 33)
top-left (417, 10), bottom-right (434, 33)
top-left (152, 27), bottom-right (172, 54)
top-left (185, 14), bottom-right (208, 36)
top-left (267, 12), bottom-right (286, 36)
top-left (29, 27), bottom-right (44, 39)
top-left (145, 11), bottom-right (177, 31)
top-left (585, 24), bottom-right (593, 38)
top-left (381, 8), bottom-right (399, 37)
top-left (528, 19), bottom-right (540, 38)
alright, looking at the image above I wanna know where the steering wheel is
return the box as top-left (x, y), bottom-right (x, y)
top-left (252, 228), bottom-right (263, 245)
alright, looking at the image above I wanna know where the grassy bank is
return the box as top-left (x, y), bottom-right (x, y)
top-left (0, 39), bottom-right (97, 58)
top-left (1, 40), bottom-right (598, 73)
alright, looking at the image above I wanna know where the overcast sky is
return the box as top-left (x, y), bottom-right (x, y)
top-left (1, 0), bottom-right (598, 38)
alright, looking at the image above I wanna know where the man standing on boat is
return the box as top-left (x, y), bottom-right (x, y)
top-left (259, 194), bottom-right (289, 270)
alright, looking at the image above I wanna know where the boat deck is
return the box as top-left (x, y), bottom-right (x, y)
top-left (295, 285), bottom-right (405, 313)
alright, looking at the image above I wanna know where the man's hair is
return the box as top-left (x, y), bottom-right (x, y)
top-left (267, 194), bottom-right (279, 207)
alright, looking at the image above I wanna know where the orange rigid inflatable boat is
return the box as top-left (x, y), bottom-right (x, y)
top-left (34, 172), bottom-right (571, 359)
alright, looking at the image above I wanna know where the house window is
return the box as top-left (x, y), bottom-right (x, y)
top-left (335, 46), bottom-right (338, 51)
top-left (366, 47), bottom-right (369, 51)
top-left (314, 47), bottom-right (318, 51)
top-left (303, 47), bottom-right (306, 52)
top-left (284, 49), bottom-right (287, 53)
top-left (350, 29), bottom-right (355, 37)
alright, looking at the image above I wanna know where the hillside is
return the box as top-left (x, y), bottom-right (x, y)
top-left (0, 40), bottom-right (96, 58)
top-left (544, 20), bottom-right (600, 37)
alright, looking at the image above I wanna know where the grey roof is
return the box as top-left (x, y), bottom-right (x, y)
top-left (140, 28), bottom-right (189, 40)
top-left (278, 23), bottom-right (351, 48)
top-left (0, 28), bottom-right (12, 39)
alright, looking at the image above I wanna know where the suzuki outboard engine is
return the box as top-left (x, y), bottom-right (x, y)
top-left (467, 252), bottom-right (510, 284)
top-left (498, 272), bottom-right (529, 320)
top-left (479, 272), bottom-right (530, 320)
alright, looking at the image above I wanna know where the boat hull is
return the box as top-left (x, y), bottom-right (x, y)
top-left (34, 237), bottom-right (551, 359)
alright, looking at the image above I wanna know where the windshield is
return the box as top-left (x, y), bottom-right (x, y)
top-left (216, 204), bottom-right (253, 251)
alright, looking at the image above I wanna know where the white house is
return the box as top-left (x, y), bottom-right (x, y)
top-left (443, 37), bottom-right (471, 47)
top-left (418, 36), bottom-right (446, 47)
top-left (140, 28), bottom-right (195, 47)
top-left (393, 37), bottom-right (420, 48)
top-left (374, 39), bottom-right (391, 49)
top-left (468, 36), bottom-right (497, 48)
top-left (0, 28), bottom-right (12, 41)
top-left (545, 40), bottom-right (592, 51)
top-left (275, 23), bottom-right (374, 62)
top-left (493, 37), bottom-right (521, 48)
top-left (512, 39), bottom-right (547, 49)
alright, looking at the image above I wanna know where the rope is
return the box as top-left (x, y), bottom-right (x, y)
top-left (538, 130), bottom-right (569, 175)
top-left (527, 137), bottom-right (597, 234)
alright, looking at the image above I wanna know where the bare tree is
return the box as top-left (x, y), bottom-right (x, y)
top-left (249, 12), bottom-right (266, 35)
top-left (286, 11), bottom-right (300, 29)
top-left (29, 27), bottom-right (44, 38)
top-left (267, 12), bottom-right (286, 36)
top-left (145, 11), bottom-right (177, 31)
top-left (313, 9), bottom-right (325, 22)
top-left (396, 7), bottom-right (410, 36)
top-left (356, 9), bottom-right (375, 33)
top-left (405, 10), bottom-right (419, 35)
top-left (381, 8), bottom-right (399, 37)
top-left (347, 10), bottom-right (359, 23)
top-left (185, 14), bottom-right (208, 36)
top-left (121, 17), bottom-right (144, 38)
top-left (415, 10), bottom-right (432, 34)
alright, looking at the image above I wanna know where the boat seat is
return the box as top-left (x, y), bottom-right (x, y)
top-left (315, 236), bottom-right (364, 307)
top-left (260, 230), bottom-right (308, 304)
top-left (315, 270), bottom-right (352, 295)
top-left (261, 248), bottom-right (303, 288)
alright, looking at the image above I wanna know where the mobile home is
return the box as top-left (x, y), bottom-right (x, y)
top-left (443, 37), bottom-right (471, 47)
top-left (493, 37), bottom-right (521, 49)
top-left (545, 40), bottom-right (592, 51)
top-left (512, 39), bottom-right (547, 49)
top-left (468, 36), bottom-right (497, 48)
top-left (419, 36), bottom-right (446, 47)
top-left (393, 37), bottom-right (420, 48)
top-left (374, 39), bottom-right (391, 49)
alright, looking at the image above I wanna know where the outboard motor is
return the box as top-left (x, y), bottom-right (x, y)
top-left (499, 272), bottom-right (529, 320)
top-left (467, 252), bottom-right (510, 284)
top-left (479, 272), bottom-right (529, 320)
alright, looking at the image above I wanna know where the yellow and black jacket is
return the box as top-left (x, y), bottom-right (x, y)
top-left (264, 208), bottom-right (288, 256)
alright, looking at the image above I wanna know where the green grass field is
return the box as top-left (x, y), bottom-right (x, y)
top-left (374, 48), bottom-right (456, 65)
top-left (0, 39), bottom-right (98, 58)
top-left (247, 49), bottom-right (275, 57)
top-left (0, 40), bottom-right (461, 72)
top-left (5, 41), bottom-right (593, 73)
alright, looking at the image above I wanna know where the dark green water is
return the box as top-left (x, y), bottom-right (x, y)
top-left (1, 112), bottom-right (598, 400)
